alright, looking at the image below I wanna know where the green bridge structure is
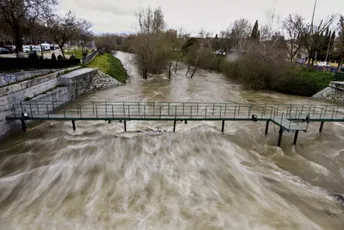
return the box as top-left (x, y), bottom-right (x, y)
top-left (6, 101), bottom-right (344, 146)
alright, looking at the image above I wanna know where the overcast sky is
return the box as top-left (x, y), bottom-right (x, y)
top-left (59, 0), bottom-right (344, 35)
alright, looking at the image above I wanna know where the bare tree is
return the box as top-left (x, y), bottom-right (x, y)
top-left (94, 33), bottom-right (120, 53)
top-left (0, 0), bottom-right (57, 56)
top-left (132, 7), bottom-right (167, 79)
top-left (230, 18), bottom-right (252, 50)
top-left (136, 7), bottom-right (165, 35)
top-left (77, 19), bottom-right (93, 53)
top-left (282, 14), bottom-right (304, 62)
top-left (335, 15), bottom-right (344, 72)
top-left (48, 11), bottom-right (79, 59)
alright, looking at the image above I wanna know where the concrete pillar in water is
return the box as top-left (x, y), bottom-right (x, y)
top-left (277, 127), bottom-right (284, 147)
top-left (21, 119), bottom-right (26, 133)
top-left (72, 120), bottom-right (76, 131)
top-left (319, 121), bottom-right (325, 133)
top-left (265, 121), bottom-right (270, 135)
top-left (293, 130), bottom-right (299, 145)
top-left (221, 120), bottom-right (225, 133)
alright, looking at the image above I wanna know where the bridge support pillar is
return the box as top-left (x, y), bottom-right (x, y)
top-left (21, 119), bottom-right (26, 133)
top-left (221, 120), bottom-right (225, 133)
top-left (184, 120), bottom-right (187, 124)
top-left (108, 120), bottom-right (111, 124)
top-left (265, 121), bottom-right (270, 135)
top-left (173, 120), bottom-right (176, 132)
top-left (72, 120), bottom-right (76, 131)
top-left (293, 131), bottom-right (299, 145)
top-left (319, 121), bottom-right (325, 133)
top-left (277, 127), bottom-right (284, 147)
top-left (124, 120), bottom-right (127, 132)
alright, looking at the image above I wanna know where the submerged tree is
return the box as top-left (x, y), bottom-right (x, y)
top-left (132, 7), bottom-right (168, 79)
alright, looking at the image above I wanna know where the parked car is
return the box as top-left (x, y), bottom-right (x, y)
top-left (33, 46), bottom-right (42, 52)
top-left (315, 61), bottom-right (330, 67)
top-left (23, 45), bottom-right (32, 53)
top-left (50, 44), bottom-right (59, 50)
top-left (3, 45), bottom-right (16, 53)
top-left (41, 43), bottom-right (50, 51)
top-left (0, 47), bottom-right (10, 54)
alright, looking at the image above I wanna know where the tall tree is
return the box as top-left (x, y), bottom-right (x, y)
top-left (335, 15), bottom-right (344, 72)
top-left (282, 14), bottom-right (304, 62)
top-left (299, 15), bottom-right (336, 66)
top-left (48, 11), bottom-right (79, 59)
top-left (132, 7), bottom-right (166, 79)
top-left (230, 18), bottom-right (252, 50)
top-left (76, 19), bottom-right (93, 53)
top-left (0, 0), bottom-right (57, 56)
top-left (251, 20), bottom-right (259, 41)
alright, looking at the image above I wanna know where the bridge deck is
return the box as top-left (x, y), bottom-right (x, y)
top-left (6, 101), bottom-right (344, 132)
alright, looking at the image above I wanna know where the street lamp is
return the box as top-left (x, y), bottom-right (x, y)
top-left (22, 112), bottom-right (29, 119)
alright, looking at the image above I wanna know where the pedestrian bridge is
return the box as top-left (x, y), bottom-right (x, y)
top-left (6, 101), bottom-right (344, 146)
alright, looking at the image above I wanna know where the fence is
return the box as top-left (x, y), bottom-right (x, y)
top-left (81, 51), bottom-right (98, 65)
top-left (0, 58), bottom-right (80, 72)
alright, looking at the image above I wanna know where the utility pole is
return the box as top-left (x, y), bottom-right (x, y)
top-left (270, 0), bottom-right (279, 36)
top-left (308, 0), bottom-right (318, 65)
top-left (310, 0), bottom-right (318, 34)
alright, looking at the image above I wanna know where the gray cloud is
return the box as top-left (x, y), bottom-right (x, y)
top-left (59, 0), bottom-right (344, 35)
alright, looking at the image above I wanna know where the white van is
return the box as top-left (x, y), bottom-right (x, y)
top-left (33, 46), bottom-right (41, 52)
top-left (23, 45), bottom-right (32, 53)
top-left (41, 43), bottom-right (50, 51)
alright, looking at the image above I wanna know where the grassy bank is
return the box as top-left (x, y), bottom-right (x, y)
top-left (65, 49), bottom-right (84, 59)
top-left (87, 53), bottom-right (128, 83)
top-left (214, 54), bottom-right (335, 97)
top-left (65, 48), bottom-right (93, 59)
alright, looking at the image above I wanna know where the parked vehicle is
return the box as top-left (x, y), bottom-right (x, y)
top-left (23, 45), bottom-right (32, 53)
top-left (315, 61), bottom-right (330, 67)
top-left (50, 44), bottom-right (59, 50)
top-left (3, 45), bottom-right (16, 53)
top-left (33, 46), bottom-right (42, 52)
top-left (41, 43), bottom-right (51, 51)
top-left (0, 47), bottom-right (10, 54)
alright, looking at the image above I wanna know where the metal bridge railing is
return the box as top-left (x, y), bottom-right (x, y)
top-left (9, 101), bottom-right (344, 132)
top-left (12, 101), bottom-right (279, 120)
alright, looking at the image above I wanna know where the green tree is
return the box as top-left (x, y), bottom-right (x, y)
top-left (251, 20), bottom-right (259, 41)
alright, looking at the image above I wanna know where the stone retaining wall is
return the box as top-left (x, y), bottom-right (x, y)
top-left (312, 81), bottom-right (344, 103)
top-left (0, 67), bottom-right (121, 140)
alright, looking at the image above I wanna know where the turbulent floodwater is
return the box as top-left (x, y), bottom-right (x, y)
top-left (1, 52), bottom-right (344, 229)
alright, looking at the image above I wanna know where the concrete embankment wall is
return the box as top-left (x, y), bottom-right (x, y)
top-left (312, 81), bottom-right (344, 104)
top-left (0, 67), bottom-right (121, 140)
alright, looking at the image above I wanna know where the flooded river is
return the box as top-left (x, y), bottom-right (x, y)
top-left (0, 52), bottom-right (344, 229)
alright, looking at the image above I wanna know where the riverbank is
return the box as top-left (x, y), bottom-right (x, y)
top-left (87, 53), bottom-right (128, 83)
top-left (197, 54), bottom-right (335, 97)
top-left (1, 52), bottom-right (344, 229)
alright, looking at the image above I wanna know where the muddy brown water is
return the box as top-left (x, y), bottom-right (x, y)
top-left (0, 52), bottom-right (344, 229)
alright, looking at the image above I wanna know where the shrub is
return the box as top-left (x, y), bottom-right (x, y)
top-left (221, 44), bottom-right (334, 96)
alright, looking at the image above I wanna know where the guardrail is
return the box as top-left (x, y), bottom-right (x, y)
top-left (7, 101), bottom-right (344, 146)
top-left (81, 51), bottom-right (98, 65)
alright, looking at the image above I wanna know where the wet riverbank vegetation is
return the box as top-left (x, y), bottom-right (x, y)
top-left (103, 7), bottom-right (344, 97)
top-left (87, 53), bottom-right (128, 83)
